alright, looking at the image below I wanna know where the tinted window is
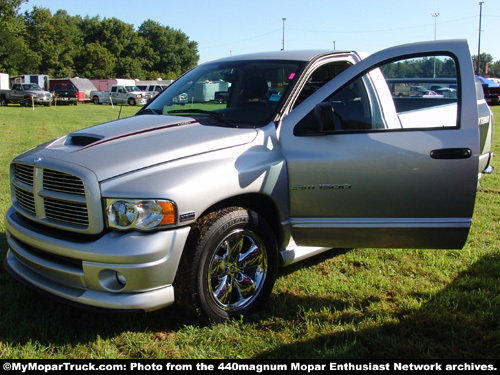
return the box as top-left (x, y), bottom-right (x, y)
top-left (143, 60), bottom-right (305, 126)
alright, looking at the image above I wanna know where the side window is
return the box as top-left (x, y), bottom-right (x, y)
top-left (293, 61), bottom-right (352, 108)
top-left (294, 54), bottom-right (459, 136)
top-left (379, 55), bottom-right (459, 129)
top-left (327, 77), bottom-right (375, 130)
top-left (294, 76), bottom-right (379, 135)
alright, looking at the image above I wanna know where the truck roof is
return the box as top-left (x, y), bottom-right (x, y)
top-left (207, 49), bottom-right (352, 64)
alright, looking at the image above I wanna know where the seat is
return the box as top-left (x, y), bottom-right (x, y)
top-left (240, 76), bottom-right (269, 104)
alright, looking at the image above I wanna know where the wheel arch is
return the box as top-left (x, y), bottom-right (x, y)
top-left (196, 193), bottom-right (287, 254)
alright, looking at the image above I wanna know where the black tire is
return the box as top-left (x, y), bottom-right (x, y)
top-left (0, 95), bottom-right (7, 106)
top-left (128, 98), bottom-right (136, 106)
top-left (93, 96), bottom-right (100, 105)
top-left (175, 207), bottom-right (278, 323)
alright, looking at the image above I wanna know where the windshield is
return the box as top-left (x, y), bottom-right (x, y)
top-left (139, 59), bottom-right (304, 126)
top-left (54, 84), bottom-right (76, 90)
top-left (23, 84), bottom-right (42, 90)
top-left (125, 86), bottom-right (142, 92)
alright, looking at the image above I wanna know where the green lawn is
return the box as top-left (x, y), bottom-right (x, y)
top-left (0, 103), bottom-right (499, 359)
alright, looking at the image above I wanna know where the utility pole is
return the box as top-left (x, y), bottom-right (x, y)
top-left (431, 13), bottom-right (439, 40)
top-left (432, 13), bottom-right (439, 78)
top-left (282, 18), bottom-right (286, 50)
top-left (477, 2), bottom-right (484, 75)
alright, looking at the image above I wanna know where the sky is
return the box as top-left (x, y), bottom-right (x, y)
top-left (20, 0), bottom-right (500, 65)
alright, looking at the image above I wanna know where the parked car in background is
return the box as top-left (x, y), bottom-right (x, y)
top-left (51, 83), bottom-right (78, 105)
top-left (434, 87), bottom-right (457, 98)
top-left (409, 85), bottom-right (431, 96)
top-left (91, 85), bottom-right (150, 105)
top-left (0, 83), bottom-right (53, 106)
top-left (476, 76), bottom-right (500, 106)
top-left (50, 78), bottom-right (97, 103)
top-left (137, 84), bottom-right (168, 97)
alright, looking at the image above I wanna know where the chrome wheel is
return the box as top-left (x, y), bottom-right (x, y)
top-left (175, 207), bottom-right (277, 322)
top-left (208, 229), bottom-right (268, 312)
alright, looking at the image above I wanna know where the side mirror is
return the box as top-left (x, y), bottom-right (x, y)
top-left (313, 102), bottom-right (342, 133)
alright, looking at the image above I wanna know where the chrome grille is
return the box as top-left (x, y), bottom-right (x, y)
top-left (44, 197), bottom-right (89, 226)
top-left (43, 169), bottom-right (85, 196)
top-left (15, 164), bottom-right (34, 186)
top-left (12, 163), bottom-right (90, 229)
top-left (14, 188), bottom-right (35, 214)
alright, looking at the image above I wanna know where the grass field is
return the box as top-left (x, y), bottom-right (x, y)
top-left (0, 103), bottom-right (499, 359)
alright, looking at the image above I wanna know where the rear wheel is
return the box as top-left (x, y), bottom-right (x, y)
top-left (175, 207), bottom-right (278, 323)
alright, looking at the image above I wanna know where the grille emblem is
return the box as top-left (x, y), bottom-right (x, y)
top-left (34, 157), bottom-right (42, 165)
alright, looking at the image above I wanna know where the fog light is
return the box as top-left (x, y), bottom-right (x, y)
top-left (116, 272), bottom-right (127, 287)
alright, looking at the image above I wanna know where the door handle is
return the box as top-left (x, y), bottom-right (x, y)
top-left (430, 148), bottom-right (471, 160)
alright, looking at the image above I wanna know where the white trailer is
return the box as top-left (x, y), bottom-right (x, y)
top-left (0, 73), bottom-right (9, 90)
top-left (90, 79), bottom-right (136, 92)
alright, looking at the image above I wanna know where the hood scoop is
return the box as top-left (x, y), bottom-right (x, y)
top-left (66, 133), bottom-right (104, 146)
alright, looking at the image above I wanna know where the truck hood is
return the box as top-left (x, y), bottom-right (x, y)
top-left (27, 90), bottom-right (51, 95)
top-left (24, 114), bottom-right (258, 181)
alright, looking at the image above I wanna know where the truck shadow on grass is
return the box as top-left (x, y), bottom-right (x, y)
top-left (0, 247), bottom-right (352, 350)
top-left (257, 252), bottom-right (500, 359)
top-left (0, 233), bottom-right (194, 347)
top-left (1, 231), bottom-right (498, 359)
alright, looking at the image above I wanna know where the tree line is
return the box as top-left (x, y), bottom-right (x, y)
top-left (381, 57), bottom-right (458, 79)
top-left (2, 1), bottom-right (499, 81)
top-left (381, 56), bottom-right (500, 80)
top-left (0, 0), bottom-right (199, 80)
top-left (474, 53), bottom-right (500, 78)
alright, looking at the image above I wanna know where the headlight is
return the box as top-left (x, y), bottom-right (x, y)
top-left (106, 199), bottom-right (176, 230)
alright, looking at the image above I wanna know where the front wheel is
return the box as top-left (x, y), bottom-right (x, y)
top-left (175, 207), bottom-right (278, 323)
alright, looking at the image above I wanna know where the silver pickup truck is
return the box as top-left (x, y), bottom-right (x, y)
top-left (0, 83), bottom-right (53, 106)
top-left (4, 40), bottom-right (494, 322)
top-left (91, 85), bottom-right (150, 106)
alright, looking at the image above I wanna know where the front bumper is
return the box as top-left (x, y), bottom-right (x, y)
top-left (33, 98), bottom-right (52, 104)
top-left (4, 206), bottom-right (191, 312)
top-left (55, 97), bottom-right (77, 103)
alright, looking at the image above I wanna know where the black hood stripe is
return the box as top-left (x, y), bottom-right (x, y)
top-left (77, 120), bottom-right (198, 151)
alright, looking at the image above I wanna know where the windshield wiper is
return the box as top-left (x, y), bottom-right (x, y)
top-left (167, 109), bottom-right (237, 127)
